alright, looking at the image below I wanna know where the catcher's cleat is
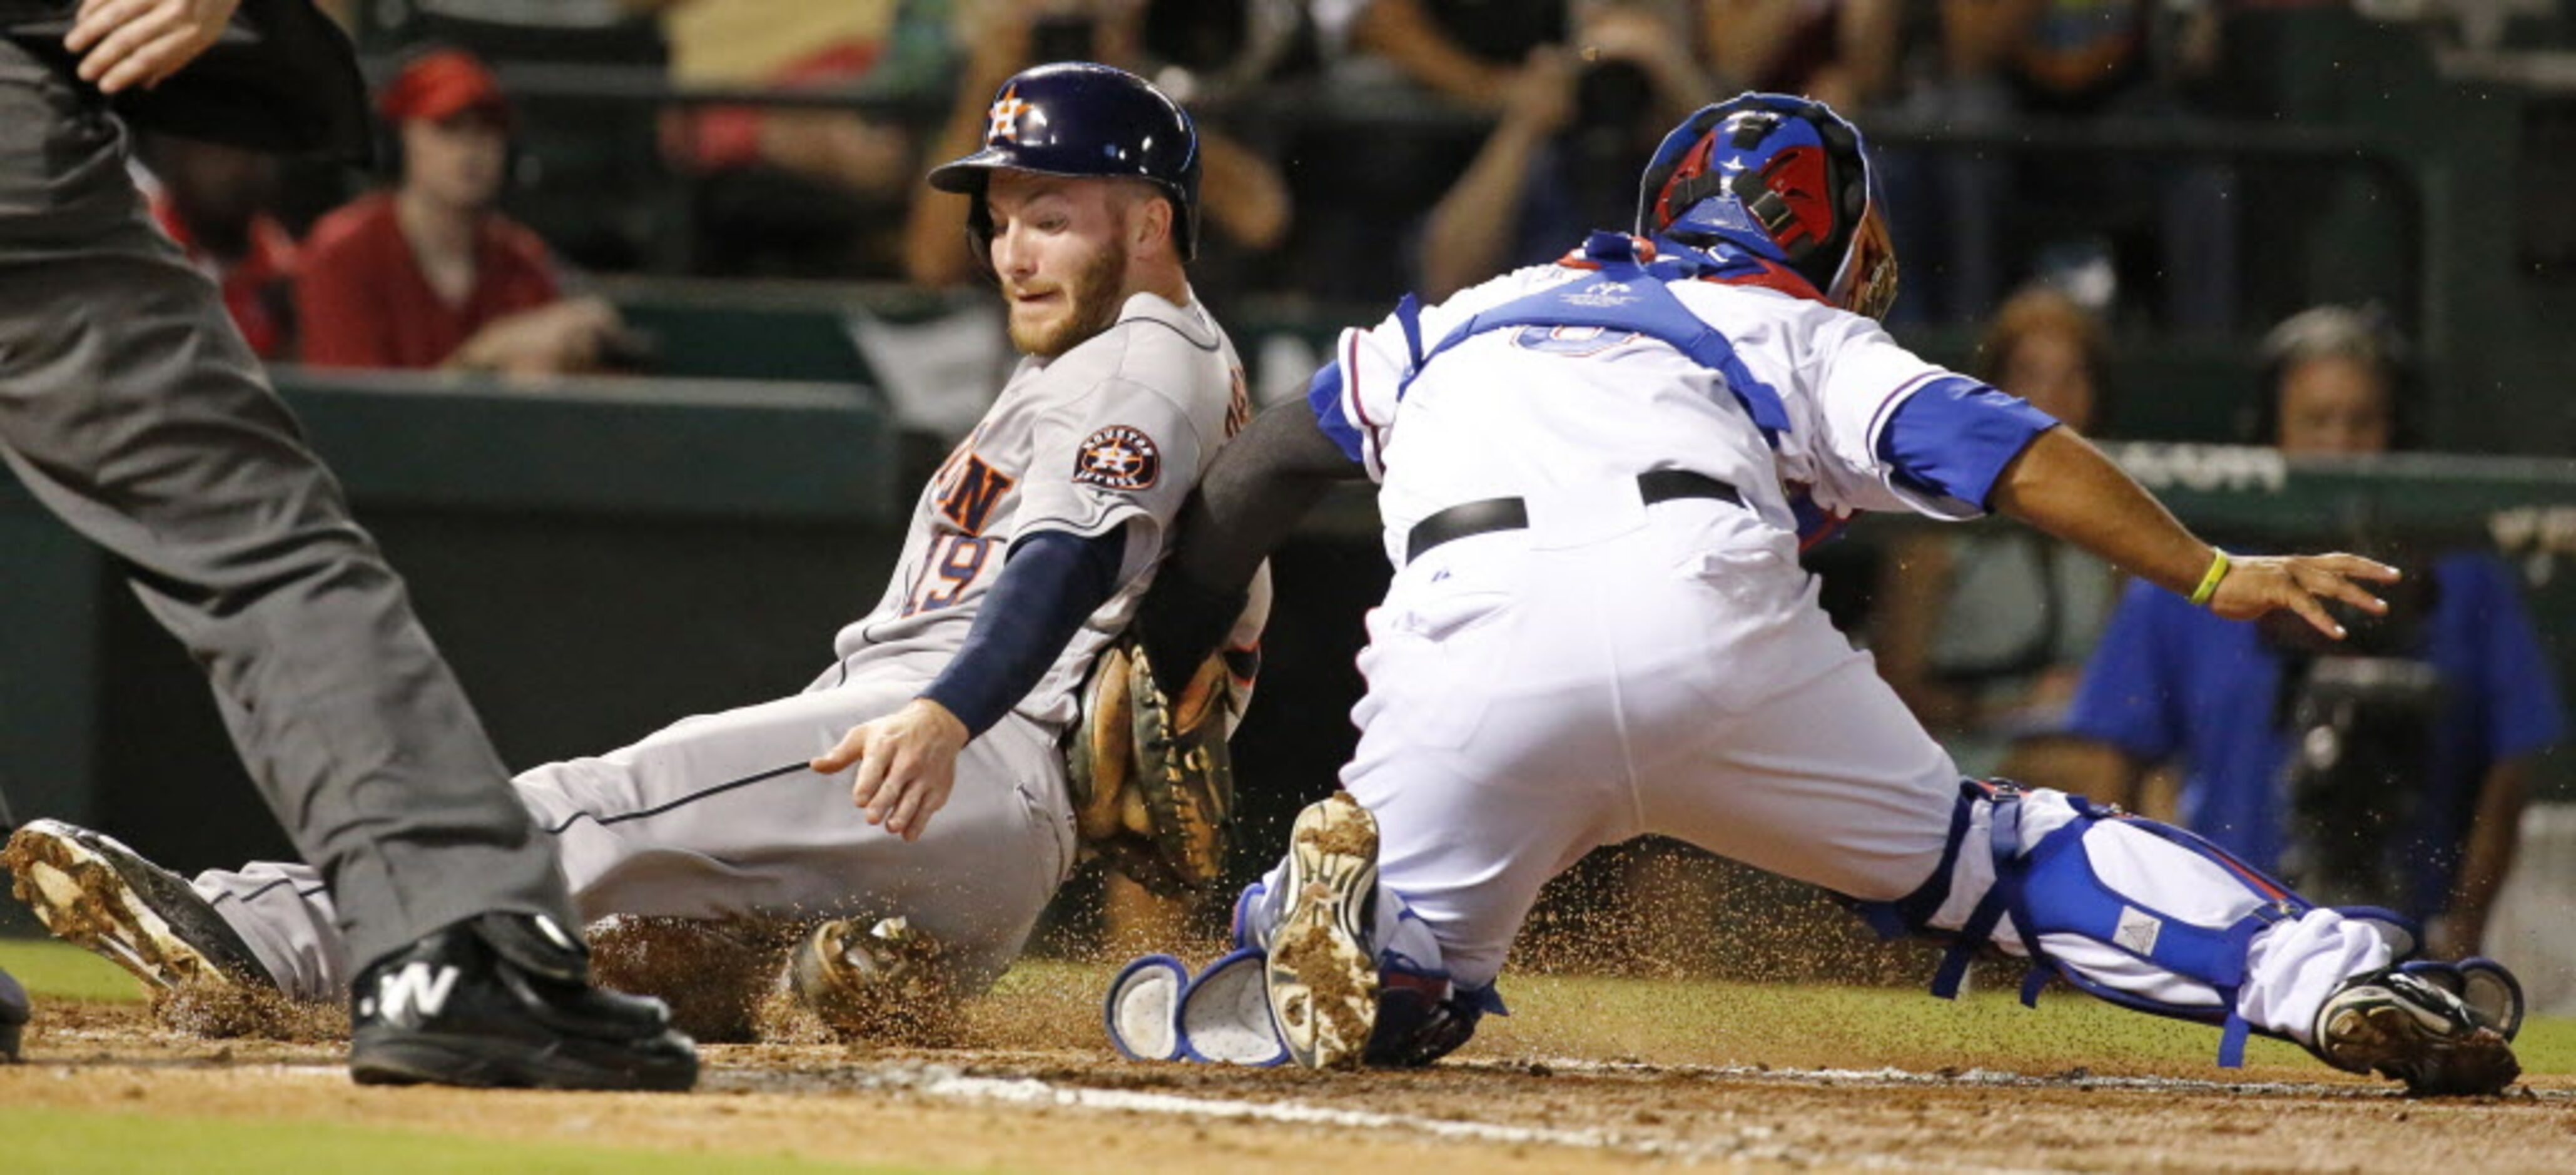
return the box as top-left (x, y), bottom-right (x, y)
top-left (786, 915), bottom-right (954, 1042)
top-left (2395, 957), bottom-right (2524, 1041)
top-left (351, 912), bottom-right (697, 1091)
top-left (4, 820), bottom-right (265, 991)
top-left (2310, 965), bottom-right (2520, 1096)
top-left (1265, 791), bottom-right (1380, 1070)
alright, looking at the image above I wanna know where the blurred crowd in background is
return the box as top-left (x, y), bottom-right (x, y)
top-left (147, 0), bottom-right (2514, 373)
top-left (128, 0), bottom-right (2570, 962)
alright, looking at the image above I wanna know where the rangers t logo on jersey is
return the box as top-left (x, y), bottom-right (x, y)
top-left (1074, 425), bottom-right (1161, 491)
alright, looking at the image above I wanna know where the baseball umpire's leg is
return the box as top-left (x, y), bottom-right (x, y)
top-left (0, 44), bottom-right (692, 1091)
top-left (0, 223), bottom-right (576, 971)
top-left (0, 39), bottom-right (567, 966)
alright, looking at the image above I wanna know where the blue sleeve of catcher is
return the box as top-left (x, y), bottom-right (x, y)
top-left (918, 528), bottom-right (1123, 737)
top-left (1877, 377), bottom-right (2057, 511)
top-left (1306, 359), bottom-right (1369, 465)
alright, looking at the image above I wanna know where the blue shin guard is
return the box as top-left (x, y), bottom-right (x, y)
top-left (1860, 780), bottom-right (2418, 1067)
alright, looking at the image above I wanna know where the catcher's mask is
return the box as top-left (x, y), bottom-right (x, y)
top-left (926, 61), bottom-right (1202, 264)
top-left (1635, 91), bottom-right (1897, 320)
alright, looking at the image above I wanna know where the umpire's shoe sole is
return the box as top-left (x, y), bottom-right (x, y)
top-left (350, 1034), bottom-right (697, 1091)
top-left (4, 820), bottom-right (261, 991)
top-left (350, 912), bottom-right (697, 1092)
top-left (1265, 791), bottom-right (1379, 1070)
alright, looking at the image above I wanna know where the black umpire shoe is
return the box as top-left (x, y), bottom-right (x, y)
top-left (3, 820), bottom-right (267, 990)
top-left (1, 964), bottom-right (28, 1062)
top-left (350, 911), bottom-right (699, 1092)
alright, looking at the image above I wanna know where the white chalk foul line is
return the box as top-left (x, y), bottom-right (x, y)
top-left (1475, 1058), bottom-right (2575, 1102)
top-left (922, 1069), bottom-right (1714, 1156)
top-left (856, 1062), bottom-right (2070, 1172)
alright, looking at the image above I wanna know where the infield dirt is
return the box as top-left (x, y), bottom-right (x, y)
top-left (6, 956), bottom-right (2573, 1174)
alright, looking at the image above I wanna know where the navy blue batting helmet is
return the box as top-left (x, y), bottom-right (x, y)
top-left (928, 62), bottom-right (1202, 258)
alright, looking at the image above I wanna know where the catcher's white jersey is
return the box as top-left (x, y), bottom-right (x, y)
top-left (198, 289), bottom-right (1257, 1000)
top-left (1322, 262), bottom-right (1979, 566)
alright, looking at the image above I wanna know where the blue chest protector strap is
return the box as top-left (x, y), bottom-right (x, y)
top-left (1391, 231), bottom-right (1795, 444)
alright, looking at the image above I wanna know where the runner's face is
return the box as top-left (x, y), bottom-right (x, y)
top-left (985, 172), bottom-right (1138, 359)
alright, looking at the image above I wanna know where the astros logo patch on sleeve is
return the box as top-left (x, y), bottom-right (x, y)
top-left (1074, 425), bottom-right (1162, 491)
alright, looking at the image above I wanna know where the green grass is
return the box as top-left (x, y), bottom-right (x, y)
top-left (0, 937), bottom-right (145, 1002)
top-left (0, 1108), bottom-right (966, 1174)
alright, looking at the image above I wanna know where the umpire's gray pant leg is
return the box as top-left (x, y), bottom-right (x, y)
top-left (0, 43), bottom-right (576, 972)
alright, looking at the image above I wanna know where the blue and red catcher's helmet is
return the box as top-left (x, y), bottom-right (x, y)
top-left (928, 62), bottom-right (1202, 258)
top-left (1635, 92), bottom-right (1898, 320)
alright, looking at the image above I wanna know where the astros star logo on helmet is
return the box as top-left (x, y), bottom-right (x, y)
top-left (987, 85), bottom-right (1032, 145)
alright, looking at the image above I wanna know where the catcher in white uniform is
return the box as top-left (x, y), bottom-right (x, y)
top-left (9, 63), bottom-right (1258, 1035)
top-left (1107, 93), bottom-right (2526, 1096)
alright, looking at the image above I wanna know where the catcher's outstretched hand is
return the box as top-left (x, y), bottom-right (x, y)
top-left (2205, 552), bottom-right (2401, 639)
top-left (814, 699), bottom-right (968, 842)
top-left (66, 0), bottom-right (241, 94)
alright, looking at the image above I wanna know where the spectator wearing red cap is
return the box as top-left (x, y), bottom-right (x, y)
top-left (297, 48), bottom-right (624, 375)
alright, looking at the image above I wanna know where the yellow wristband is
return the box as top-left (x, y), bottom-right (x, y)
top-left (2187, 549), bottom-right (2231, 608)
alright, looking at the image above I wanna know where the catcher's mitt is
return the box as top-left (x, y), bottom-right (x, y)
top-left (1066, 636), bottom-right (1244, 897)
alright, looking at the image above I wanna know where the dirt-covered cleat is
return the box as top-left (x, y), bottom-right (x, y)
top-left (785, 915), bottom-right (956, 1043)
top-left (351, 912), bottom-right (697, 1091)
top-left (2311, 965), bottom-right (2520, 1096)
top-left (1264, 791), bottom-right (1380, 1070)
top-left (2394, 957), bottom-right (2524, 1041)
top-left (4, 820), bottom-right (265, 991)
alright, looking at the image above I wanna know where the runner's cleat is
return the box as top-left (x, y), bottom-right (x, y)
top-left (4, 820), bottom-right (265, 991)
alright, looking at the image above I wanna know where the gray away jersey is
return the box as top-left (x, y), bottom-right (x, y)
top-left (826, 290), bottom-right (1252, 728)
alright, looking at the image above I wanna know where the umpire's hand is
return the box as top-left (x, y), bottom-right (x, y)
top-left (813, 699), bottom-right (969, 842)
top-left (66, 0), bottom-right (240, 94)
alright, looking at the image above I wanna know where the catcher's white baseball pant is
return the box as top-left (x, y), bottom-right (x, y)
top-left (1339, 497), bottom-right (1954, 990)
top-left (1331, 491), bottom-right (2383, 1040)
top-left (196, 674), bottom-right (1078, 1001)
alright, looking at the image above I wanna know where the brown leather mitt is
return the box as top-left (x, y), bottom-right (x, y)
top-left (1067, 636), bottom-right (1239, 897)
